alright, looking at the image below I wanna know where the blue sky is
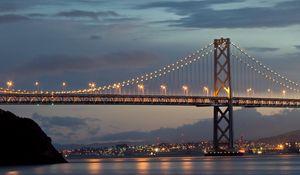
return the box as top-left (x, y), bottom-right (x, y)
top-left (1, 0), bottom-right (300, 143)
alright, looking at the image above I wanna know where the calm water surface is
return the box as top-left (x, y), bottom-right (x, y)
top-left (1, 155), bottom-right (300, 175)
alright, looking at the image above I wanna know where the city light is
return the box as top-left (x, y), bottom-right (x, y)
top-left (276, 144), bottom-right (284, 150)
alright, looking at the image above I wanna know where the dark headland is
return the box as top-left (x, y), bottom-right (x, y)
top-left (0, 109), bottom-right (67, 166)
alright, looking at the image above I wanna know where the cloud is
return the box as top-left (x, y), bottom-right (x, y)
top-left (94, 108), bottom-right (300, 143)
top-left (137, 0), bottom-right (300, 28)
top-left (294, 45), bottom-right (300, 50)
top-left (0, 3), bottom-right (17, 12)
top-left (137, 0), bottom-right (244, 11)
top-left (12, 51), bottom-right (161, 76)
top-left (0, 14), bottom-right (29, 24)
top-left (262, 52), bottom-right (300, 80)
top-left (56, 10), bottom-right (119, 20)
top-left (89, 35), bottom-right (102, 40)
top-left (0, 1), bottom-right (42, 12)
top-left (103, 17), bottom-right (141, 23)
top-left (31, 113), bottom-right (101, 144)
top-left (32, 113), bottom-right (87, 129)
top-left (245, 47), bottom-right (280, 52)
top-left (28, 13), bottom-right (48, 17)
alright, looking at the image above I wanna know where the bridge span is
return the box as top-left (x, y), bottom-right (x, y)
top-left (1, 93), bottom-right (300, 108)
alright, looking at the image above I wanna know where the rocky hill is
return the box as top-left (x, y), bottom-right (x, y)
top-left (0, 109), bottom-right (67, 166)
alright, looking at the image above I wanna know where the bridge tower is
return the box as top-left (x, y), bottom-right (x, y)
top-left (213, 38), bottom-right (234, 151)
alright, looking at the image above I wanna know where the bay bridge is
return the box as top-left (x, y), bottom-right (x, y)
top-left (1, 38), bottom-right (299, 152)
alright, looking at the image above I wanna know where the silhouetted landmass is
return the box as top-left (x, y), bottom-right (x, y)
top-left (257, 130), bottom-right (300, 144)
top-left (0, 109), bottom-right (67, 166)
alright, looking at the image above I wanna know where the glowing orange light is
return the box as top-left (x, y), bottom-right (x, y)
top-left (160, 85), bottom-right (167, 90)
top-left (88, 82), bottom-right (96, 89)
top-left (182, 85), bottom-right (188, 95)
top-left (182, 85), bottom-right (188, 91)
top-left (277, 144), bottom-right (284, 150)
top-left (6, 81), bottom-right (13, 89)
top-left (282, 90), bottom-right (286, 95)
top-left (138, 84), bottom-right (144, 90)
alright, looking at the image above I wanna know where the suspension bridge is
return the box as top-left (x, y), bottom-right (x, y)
top-left (1, 38), bottom-right (299, 152)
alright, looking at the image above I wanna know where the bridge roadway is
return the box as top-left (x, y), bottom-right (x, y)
top-left (0, 93), bottom-right (300, 108)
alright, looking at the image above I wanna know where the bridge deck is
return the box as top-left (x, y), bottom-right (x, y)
top-left (0, 94), bottom-right (300, 108)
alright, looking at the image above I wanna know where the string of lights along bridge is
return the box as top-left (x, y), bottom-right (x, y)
top-left (1, 38), bottom-right (300, 151)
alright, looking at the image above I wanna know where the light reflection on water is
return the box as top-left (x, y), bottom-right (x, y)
top-left (5, 171), bottom-right (20, 175)
top-left (182, 161), bottom-right (193, 174)
top-left (60, 163), bottom-right (71, 174)
top-left (136, 160), bottom-right (150, 174)
top-left (2, 155), bottom-right (300, 175)
top-left (160, 161), bottom-right (171, 173)
top-left (87, 162), bottom-right (101, 174)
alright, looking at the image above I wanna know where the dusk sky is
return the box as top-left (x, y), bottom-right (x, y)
top-left (1, 0), bottom-right (300, 144)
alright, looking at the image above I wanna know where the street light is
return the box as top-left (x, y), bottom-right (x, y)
top-left (88, 82), bottom-right (96, 89)
top-left (88, 82), bottom-right (96, 93)
top-left (114, 84), bottom-right (121, 94)
top-left (160, 85), bottom-right (167, 95)
top-left (6, 80), bottom-right (13, 90)
top-left (62, 82), bottom-right (67, 91)
top-left (246, 88), bottom-right (253, 96)
top-left (35, 81), bottom-right (39, 92)
top-left (282, 90), bottom-right (286, 97)
top-left (203, 86), bottom-right (209, 96)
top-left (138, 84), bottom-right (144, 95)
top-left (182, 85), bottom-right (188, 95)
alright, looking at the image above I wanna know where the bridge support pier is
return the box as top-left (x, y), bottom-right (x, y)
top-left (212, 37), bottom-right (235, 152)
top-left (213, 105), bottom-right (234, 151)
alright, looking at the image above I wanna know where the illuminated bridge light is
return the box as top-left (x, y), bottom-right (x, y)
top-left (138, 84), bottom-right (144, 95)
top-left (160, 85), bottom-right (167, 95)
top-left (203, 86), bottom-right (209, 96)
top-left (182, 85), bottom-right (188, 95)
top-left (6, 80), bottom-right (13, 90)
